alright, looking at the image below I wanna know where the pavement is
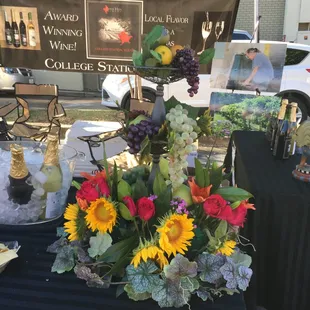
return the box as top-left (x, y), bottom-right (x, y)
top-left (0, 94), bottom-right (109, 110)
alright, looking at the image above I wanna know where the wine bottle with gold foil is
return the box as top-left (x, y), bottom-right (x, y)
top-left (289, 102), bottom-right (298, 156)
top-left (40, 134), bottom-right (63, 219)
top-left (7, 144), bottom-right (34, 205)
top-left (270, 99), bottom-right (288, 151)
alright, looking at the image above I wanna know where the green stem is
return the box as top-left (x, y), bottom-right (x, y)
top-left (133, 218), bottom-right (141, 237)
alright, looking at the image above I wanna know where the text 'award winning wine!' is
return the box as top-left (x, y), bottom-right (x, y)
top-left (7, 144), bottom-right (34, 205)
top-left (40, 134), bottom-right (63, 219)
top-left (4, 11), bottom-right (12, 45)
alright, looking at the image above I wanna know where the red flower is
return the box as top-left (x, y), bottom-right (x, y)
top-left (137, 197), bottom-right (155, 221)
top-left (203, 194), bottom-right (232, 221)
top-left (123, 196), bottom-right (137, 217)
top-left (96, 178), bottom-right (110, 197)
top-left (76, 180), bottom-right (99, 202)
top-left (228, 203), bottom-right (248, 227)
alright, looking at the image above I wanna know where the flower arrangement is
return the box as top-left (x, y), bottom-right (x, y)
top-left (48, 155), bottom-right (255, 307)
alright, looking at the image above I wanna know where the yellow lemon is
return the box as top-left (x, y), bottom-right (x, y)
top-left (170, 45), bottom-right (184, 57)
top-left (155, 45), bottom-right (173, 65)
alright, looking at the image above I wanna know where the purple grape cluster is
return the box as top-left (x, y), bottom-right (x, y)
top-left (127, 119), bottom-right (160, 154)
top-left (172, 48), bottom-right (200, 97)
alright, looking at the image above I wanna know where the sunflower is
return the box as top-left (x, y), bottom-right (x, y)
top-left (157, 213), bottom-right (194, 257)
top-left (85, 198), bottom-right (117, 233)
top-left (131, 240), bottom-right (168, 269)
top-left (217, 240), bottom-right (236, 256)
top-left (63, 204), bottom-right (86, 242)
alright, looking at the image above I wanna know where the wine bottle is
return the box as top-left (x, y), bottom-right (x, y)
top-left (273, 104), bottom-right (292, 160)
top-left (289, 102), bottom-right (298, 156)
top-left (7, 144), bottom-right (34, 205)
top-left (40, 134), bottom-right (63, 219)
top-left (11, 10), bottom-right (20, 48)
top-left (19, 12), bottom-right (27, 47)
top-left (270, 99), bottom-right (288, 151)
top-left (28, 12), bottom-right (36, 47)
top-left (4, 11), bottom-right (12, 45)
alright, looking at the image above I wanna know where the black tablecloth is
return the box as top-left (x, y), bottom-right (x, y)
top-left (224, 131), bottom-right (310, 310)
top-left (0, 192), bottom-right (246, 310)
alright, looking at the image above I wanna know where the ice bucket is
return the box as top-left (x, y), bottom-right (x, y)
top-left (0, 141), bottom-right (84, 226)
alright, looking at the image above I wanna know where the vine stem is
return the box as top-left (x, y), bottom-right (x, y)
top-left (133, 218), bottom-right (141, 237)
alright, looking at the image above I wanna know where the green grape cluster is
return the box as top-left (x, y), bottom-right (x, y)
top-left (123, 165), bottom-right (150, 185)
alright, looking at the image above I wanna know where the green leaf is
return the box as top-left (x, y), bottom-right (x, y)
top-left (126, 261), bottom-right (161, 293)
top-left (150, 50), bottom-right (162, 62)
top-left (215, 187), bottom-right (253, 202)
top-left (118, 202), bottom-right (134, 221)
top-left (99, 236), bottom-right (138, 263)
top-left (231, 201), bottom-right (241, 209)
top-left (56, 227), bottom-right (68, 238)
top-left (129, 114), bottom-right (148, 125)
top-left (154, 186), bottom-right (172, 218)
top-left (153, 171), bottom-right (167, 196)
top-left (108, 254), bottom-right (131, 276)
top-left (204, 168), bottom-right (210, 187)
top-left (102, 142), bottom-right (111, 188)
top-left (165, 96), bottom-right (199, 120)
top-left (194, 158), bottom-right (205, 188)
top-left (132, 178), bottom-right (148, 200)
top-left (112, 161), bottom-right (118, 201)
top-left (230, 251), bottom-right (252, 268)
top-left (210, 164), bottom-right (223, 194)
top-left (74, 265), bottom-right (111, 289)
top-left (132, 50), bottom-right (143, 66)
top-left (139, 136), bottom-right (151, 164)
top-left (180, 276), bottom-right (200, 292)
top-left (88, 232), bottom-right (112, 258)
top-left (164, 254), bottom-right (197, 280)
top-left (152, 278), bottom-right (191, 308)
top-left (199, 48), bottom-right (215, 65)
top-left (71, 180), bottom-right (81, 190)
top-left (118, 179), bottom-right (132, 201)
top-left (143, 25), bottom-right (163, 49)
top-left (214, 220), bottom-right (228, 240)
top-left (51, 245), bottom-right (75, 274)
top-left (124, 284), bottom-right (151, 301)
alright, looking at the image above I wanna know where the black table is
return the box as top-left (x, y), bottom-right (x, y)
top-left (0, 195), bottom-right (246, 310)
top-left (224, 131), bottom-right (310, 310)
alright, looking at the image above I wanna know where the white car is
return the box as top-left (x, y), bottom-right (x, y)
top-left (102, 40), bottom-right (310, 121)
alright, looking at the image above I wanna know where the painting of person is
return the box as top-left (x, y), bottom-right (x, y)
top-left (241, 47), bottom-right (274, 91)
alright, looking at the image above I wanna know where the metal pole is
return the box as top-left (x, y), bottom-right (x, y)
top-left (254, 0), bottom-right (259, 43)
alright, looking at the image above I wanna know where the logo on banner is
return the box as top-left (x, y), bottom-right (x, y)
top-left (102, 4), bottom-right (122, 14)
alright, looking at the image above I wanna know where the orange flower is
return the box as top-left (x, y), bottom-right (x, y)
top-left (188, 178), bottom-right (212, 204)
top-left (242, 200), bottom-right (256, 210)
top-left (77, 197), bottom-right (89, 211)
top-left (80, 170), bottom-right (108, 181)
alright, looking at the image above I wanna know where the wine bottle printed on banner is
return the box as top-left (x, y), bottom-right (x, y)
top-left (270, 99), bottom-right (288, 151)
top-left (273, 103), bottom-right (292, 160)
top-left (19, 12), bottom-right (27, 46)
top-left (40, 134), bottom-right (63, 219)
top-left (4, 11), bottom-right (13, 45)
top-left (11, 9), bottom-right (20, 48)
top-left (7, 144), bottom-right (34, 205)
top-left (28, 12), bottom-right (36, 47)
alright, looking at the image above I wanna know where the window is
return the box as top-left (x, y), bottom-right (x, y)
top-left (232, 33), bottom-right (251, 40)
top-left (298, 23), bottom-right (310, 31)
top-left (285, 48), bottom-right (309, 66)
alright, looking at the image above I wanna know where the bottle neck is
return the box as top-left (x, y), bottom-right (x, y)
top-left (284, 107), bottom-right (292, 121)
top-left (10, 145), bottom-right (29, 179)
top-left (44, 139), bottom-right (60, 166)
top-left (278, 101), bottom-right (288, 120)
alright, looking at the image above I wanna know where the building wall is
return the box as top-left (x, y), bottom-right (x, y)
top-left (235, 0), bottom-right (286, 41)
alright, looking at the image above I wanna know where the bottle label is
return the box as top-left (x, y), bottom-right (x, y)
top-left (21, 35), bottom-right (27, 44)
top-left (14, 33), bottom-right (20, 40)
top-left (283, 137), bottom-right (291, 159)
top-left (29, 30), bottom-right (36, 46)
top-left (45, 191), bottom-right (62, 219)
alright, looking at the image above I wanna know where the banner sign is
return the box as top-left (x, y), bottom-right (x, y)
top-left (0, 0), bottom-right (240, 74)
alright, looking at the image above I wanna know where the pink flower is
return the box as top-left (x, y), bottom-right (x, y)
top-left (137, 197), bottom-right (155, 221)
